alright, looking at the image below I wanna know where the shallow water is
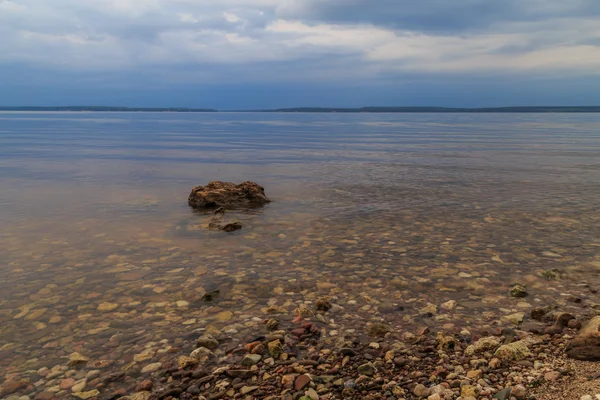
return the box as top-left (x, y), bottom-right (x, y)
top-left (2, 112), bottom-right (600, 389)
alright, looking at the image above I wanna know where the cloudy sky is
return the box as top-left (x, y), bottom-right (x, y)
top-left (1, 0), bottom-right (600, 108)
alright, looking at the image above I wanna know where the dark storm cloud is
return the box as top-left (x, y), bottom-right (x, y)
top-left (278, 0), bottom-right (600, 33)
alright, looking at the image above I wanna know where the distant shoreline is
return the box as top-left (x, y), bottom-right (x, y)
top-left (1, 106), bottom-right (600, 113)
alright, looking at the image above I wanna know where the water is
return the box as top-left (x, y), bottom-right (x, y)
top-left (2, 112), bottom-right (600, 392)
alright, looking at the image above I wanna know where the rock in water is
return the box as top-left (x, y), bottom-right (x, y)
top-left (566, 316), bottom-right (600, 360)
top-left (213, 221), bottom-right (243, 232)
top-left (188, 181), bottom-right (271, 210)
top-left (544, 312), bottom-right (575, 335)
top-left (509, 284), bottom-right (528, 298)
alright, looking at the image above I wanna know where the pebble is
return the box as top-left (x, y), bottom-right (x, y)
top-left (413, 383), bottom-right (431, 397)
top-left (267, 340), bottom-right (283, 359)
top-left (281, 374), bottom-right (296, 388)
top-left (339, 348), bottom-right (356, 357)
top-left (136, 380), bottom-right (153, 392)
top-left (239, 386), bottom-right (258, 395)
top-left (59, 378), bottom-right (75, 390)
top-left (461, 385), bottom-right (478, 397)
top-left (295, 374), bottom-right (311, 391)
top-left (305, 388), bottom-right (319, 400)
top-left (494, 340), bottom-right (531, 361)
top-left (466, 369), bottom-right (482, 379)
top-left (73, 390), bottom-right (100, 400)
top-left (512, 384), bottom-right (527, 400)
top-left (71, 379), bottom-right (86, 393)
top-left (241, 354), bottom-right (261, 367)
top-left (465, 336), bottom-right (501, 355)
top-left (544, 371), bottom-right (561, 381)
top-left (440, 300), bottom-right (457, 311)
top-left (509, 284), bottom-right (528, 298)
top-left (215, 311), bottom-right (233, 321)
top-left (97, 302), bottom-right (118, 312)
top-left (357, 363), bottom-right (374, 376)
top-left (34, 392), bottom-right (55, 400)
top-left (196, 335), bottom-right (219, 350)
top-left (493, 388), bottom-right (512, 400)
top-left (187, 385), bottom-right (200, 395)
top-left (141, 363), bottom-right (162, 373)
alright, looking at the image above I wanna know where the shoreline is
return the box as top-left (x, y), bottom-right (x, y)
top-left (4, 299), bottom-right (599, 400)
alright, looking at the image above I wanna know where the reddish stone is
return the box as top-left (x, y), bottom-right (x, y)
top-left (88, 378), bottom-right (101, 387)
top-left (136, 380), bottom-right (154, 392)
top-left (245, 341), bottom-right (261, 352)
top-left (1, 380), bottom-right (27, 396)
top-left (34, 392), bottom-right (55, 400)
top-left (291, 328), bottom-right (306, 337)
top-left (59, 378), bottom-right (75, 390)
top-left (251, 343), bottom-right (265, 355)
top-left (112, 388), bottom-right (127, 397)
top-left (292, 316), bottom-right (303, 324)
top-left (295, 374), bottom-right (311, 391)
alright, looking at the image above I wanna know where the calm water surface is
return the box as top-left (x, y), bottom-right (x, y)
top-left (2, 112), bottom-right (600, 391)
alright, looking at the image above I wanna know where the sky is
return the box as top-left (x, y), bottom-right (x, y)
top-left (1, 0), bottom-right (600, 109)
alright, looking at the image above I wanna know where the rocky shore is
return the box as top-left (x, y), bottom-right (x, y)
top-left (4, 300), bottom-right (600, 400)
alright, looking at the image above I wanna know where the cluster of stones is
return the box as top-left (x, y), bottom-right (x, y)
top-left (13, 299), bottom-right (588, 400)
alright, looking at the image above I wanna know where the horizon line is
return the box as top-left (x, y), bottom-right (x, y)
top-left (2, 105), bottom-right (600, 113)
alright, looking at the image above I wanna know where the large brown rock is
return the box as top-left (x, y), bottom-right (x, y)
top-left (566, 316), bottom-right (600, 360)
top-left (188, 181), bottom-right (271, 210)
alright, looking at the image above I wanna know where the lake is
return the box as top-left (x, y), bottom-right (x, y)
top-left (1, 112), bottom-right (600, 396)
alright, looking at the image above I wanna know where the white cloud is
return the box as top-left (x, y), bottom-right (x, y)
top-left (0, 0), bottom-right (598, 80)
top-left (223, 12), bottom-right (241, 23)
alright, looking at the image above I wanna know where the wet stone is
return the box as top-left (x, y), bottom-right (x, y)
top-left (73, 390), bottom-right (100, 400)
top-left (509, 284), bottom-right (528, 298)
top-left (366, 323), bottom-right (391, 337)
top-left (240, 386), bottom-right (258, 395)
top-left (494, 340), bottom-right (531, 361)
top-left (493, 388), bottom-right (512, 400)
top-left (295, 374), bottom-right (311, 391)
top-left (136, 380), bottom-right (153, 392)
top-left (357, 363), bottom-right (374, 376)
top-left (187, 385), bottom-right (200, 395)
top-left (196, 335), bottom-right (219, 350)
top-left (339, 348), bottom-right (357, 357)
top-left (34, 392), bottom-right (55, 400)
top-left (141, 363), bottom-right (162, 373)
top-left (227, 370), bottom-right (254, 379)
top-left (241, 354), bottom-right (261, 367)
